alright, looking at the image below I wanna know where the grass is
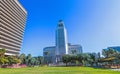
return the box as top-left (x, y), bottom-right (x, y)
top-left (0, 67), bottom-right (120, 74)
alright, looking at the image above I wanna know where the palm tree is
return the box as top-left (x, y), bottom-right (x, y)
top-left (0, 49), bottom-right (8, 66)
top-left (0, 48), bottom-right (6, 57)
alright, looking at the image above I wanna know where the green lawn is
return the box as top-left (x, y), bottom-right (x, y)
top-left (0, 67), bottom-right (120, 74)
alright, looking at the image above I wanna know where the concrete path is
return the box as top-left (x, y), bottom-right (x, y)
top-left (111, 69), bottom-right (120, 71)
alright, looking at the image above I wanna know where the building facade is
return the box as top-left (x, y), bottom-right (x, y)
top-left (43, 20), bottom-right (82, 63)
top-left (0, 0), bottom-right (27, 56)
top-left (68, 44), bottom-right (82, 55)
top-left (43, 46), bottom-right (56, 63)
top-left (107, 46), bottom-right (120, 52)
top-left (55, 20), bottom-right (69, 62)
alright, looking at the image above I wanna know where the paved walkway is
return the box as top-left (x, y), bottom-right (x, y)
top-left (111, 69), bottom-right (120, 71)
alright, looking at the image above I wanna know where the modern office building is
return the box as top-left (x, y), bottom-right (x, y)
top-left (43, 46), bottom-right (56, 63)
top-left (56, 20), bottom-right (68, 55)
top-left (43, 20), bottom-right (82, 63)
top-left (107, 46), bottom-right (120, 52)
top-left (55, 20), bottom-right (69, 62)
top-left (68, 44), bottom-right (82, 55)
top-left (0, 0), bottom-right (27, 56)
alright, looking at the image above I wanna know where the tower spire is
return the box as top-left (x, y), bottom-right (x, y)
top-left (58, 20), bottom-right (65, 28)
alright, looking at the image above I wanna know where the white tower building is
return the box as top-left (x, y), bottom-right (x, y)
top-left (55, 20), bottom-right (68, 62)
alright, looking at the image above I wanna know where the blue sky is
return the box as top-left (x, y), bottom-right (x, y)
top-left (19, 0), bottom-right (120, 56)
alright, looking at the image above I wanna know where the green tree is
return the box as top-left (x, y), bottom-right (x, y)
top-left (26, 54), bottom-right (32, 66)
top-left (82, 53), bottom-right (91, 66)
top-left (0, 57), bottom-right (9, 65)
top-left (31, 57), bottom-right (36, 66)
top-left (7, 56), bottom-right (21, 65)
top-left (19, 53), bottom-right (26, 64)
top-left (0, 48), bottom-right (6, 57)
top-left (18, 53), bottom-right (43, 67)
top-left (89, 54), bottom-right (96, 66)
top-left (115, 53), bottom-right (120, 64)
top-left (37, 56), bottom-right (43, 65)
top-left (62, 54), bottom-right (71, 66)
top-left (70, 55), bottom-right (78, 65)
top-left (102, 48), bottom-right (118, 58)
top-left (102, 49), bottom-right (109, 58)
top-left (77, 54), bottom-right (83, 65)
top-left (0, 49), bottom-right (8, 65)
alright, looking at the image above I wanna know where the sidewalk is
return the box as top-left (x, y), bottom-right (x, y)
top-left (111, 69), bottom-right (120, 71)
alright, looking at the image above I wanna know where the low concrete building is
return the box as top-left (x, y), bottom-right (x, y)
top-left (68, 44), bottom-right (82, 55)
